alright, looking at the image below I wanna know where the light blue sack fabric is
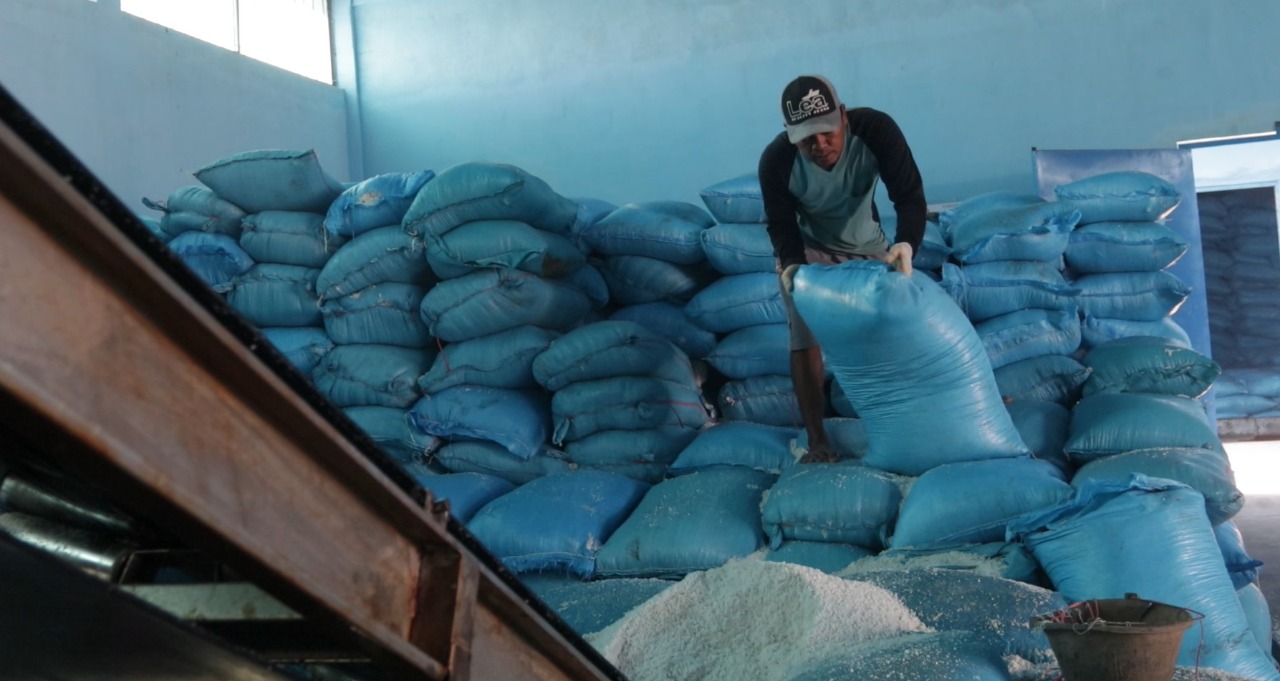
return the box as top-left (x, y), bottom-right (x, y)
top-left (166, 231), bottom-right (255, 287)
top-left (595, 467), bottom-right (775, 578)
top-left (239, 211), bottom-right (346, 268)
top-left (1004, 400), bottom-right (1072, 474)
top-left (705, 323), bottom-right (790, 379)
top-left (195, 149), bottom-right (345, 214)
top-left (891, 458), bottom-right (1072, 549)
top-left (947, 202), bottom-right (1080, 263)
top-left (561, 262), bottom-right (611, 309)
top-left (793, 262), bottom-right (1029, 475)
top-left (1073, 271), bottom-right (1191, 321)
top-left (940, 261), bottom-right (1079, 322)
top-left (316, 225), bottom-right (435, 301)
top-left (219, 263), bottom-right (323, 328)
top-left (342, 405), bottom-right (436, 465)
top-left (311, 343), bottom-right (433, 408)
top-left (550, 376), bottom-right (712, 444)
top-left (1053, 171), bottom-right (1182, 224)
top-left (1065, 393), bottom-right (1221, 462)
top-left (1082, 335), bottom-right (1220, 398)
top-left (320, 282), bottom-right (433, 347)
top-left (795, 417), bottom-right (871, 459)
top-left (882, 216), bottom-right (952, 272)
top-left (760, 461), bottom-right (901, 550)
top-left (431, 440), bottom-right (571, 485)
top-left (419, 269), bottom-right (593, 342)
top-left (568, 197), bottom-right (618, 251)
top-left (468, 471), bottom-right (650, 577)
top-left (1081, 314), bottom-right (1191, 350)
top-left (1071, 447), bottom-right (1243, 525)
top-left (993, 354), bottom-right (1091, 405)
top-left (976, 308), bottom-right (1081, 370)
top-left (699, 173), bottom-right (767, 224)
top-left (522, 575), bottom-right (672, 637)
top-left (1065, 220), bottom-right (1188, 273)
top-left (1007, 477), bottom-right (1279, 681)
top-left (409, 386), bottom-right (551, 460)
top-left (764, 541), bottom-right (873, 573)
top-left (597, 255), bottom-right (717, 306)
top-left (669, 421), bottom-right (798, 476)
top-left (324, 170), bottom-right (435, 238)
top-left (418, 326), bottom-right (560, 394)
top-left (402, 162), bottom-right (579, 238)
top-left (700, 223), bottom-right (776, 275)
top-left (531, 320), bottom-right (697, 391)
top-left (1237, 582), bottom-right (1276, 665)
top-left (410, 471), bottom-right (513, 523)
top-left (562, 427), bottom-right (699, 483)
top-left (582, 202), bottom-right (711, 264)
top-left (1215, 521), bottom-right (1265, 590)
top-left (787, 632), bottom-right (1013, 681)
top-left (684, 272), bottom-right (786, 333)
top-left (152, 185), bottom-right (247, 238)
top-left (261, 327), bottom-right (334, 374)
top-left (717, 375), bottom-right (799, 428)
top-left (426, 219), bottom-right (586, 280)
top-left (610, 302), bottom-right (718, 359)
top-left (937, 191), bottom-right (1046, 236)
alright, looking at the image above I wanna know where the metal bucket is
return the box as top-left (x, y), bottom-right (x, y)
top-left (1031, 593), bottom-right (1196, 681)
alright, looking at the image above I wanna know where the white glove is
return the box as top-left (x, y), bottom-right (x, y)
top-left (886, 242), bottom-right (914, 277)
top-left (781, 263), bottom-right (801, 293)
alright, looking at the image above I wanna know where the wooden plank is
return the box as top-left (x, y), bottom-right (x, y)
top-left (1219, 417), bottom-right (1280, 442)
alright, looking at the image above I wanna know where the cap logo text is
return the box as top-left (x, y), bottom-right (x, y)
top-left (786, 88), bottom-right (830, 123)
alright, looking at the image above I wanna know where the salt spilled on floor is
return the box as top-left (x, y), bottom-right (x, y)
top-left (585, 559), bottom-right (931, 681)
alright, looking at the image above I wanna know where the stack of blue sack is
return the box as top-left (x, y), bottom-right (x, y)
top-left (1215, 368), bottom-right (1280, 419)
top-left (1199, 189), bottom-right (1280, 369)
top-left (142, 185), bottom-right (253, 289)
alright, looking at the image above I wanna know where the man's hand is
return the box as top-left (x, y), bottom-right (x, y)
top-left (781, 263), bottom-right (801, 293)
top-left (886, 242), bottom-right (913, 277)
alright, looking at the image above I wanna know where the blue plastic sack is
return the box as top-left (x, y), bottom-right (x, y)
top-left (261, 326), bottom-right (334, 374)
top-left (568, 197), bottom-right (618, 251)
top-left (597, 255), bottom-right (717, 306)
top-left (426, 219), bottom-right (586, 280)
top-left (1007, 477), bottom-right (1279, 680)
top-left (700, 223), bottom-right (775, 275)
top-left (1005, 400), bottom-right (1072, 474)
top-left (1065, 393), bottom-right (1220, 462)
top-left (239, 211), bottom-right (346, 268)
top-left (468, 471), bottom-right (649, 577)
top-left (418, 326), bottom-right (559, 394)
top-left (891, 458), bottom-right (1072, 549)
top-left (152, 186), bottom-right (247, 238)
top-left (409, 386), bottom-right (550, 460)
top-left (940, 261), bottom-right (1079, 322)
top-left (1082, 335), bottom-right (1220, 398)
top-left (1071, 447), bottom-right (1243, 525)
top-left (699, 173), bottom-right (767, 224)
top-left (1065, 220), bottom-right (1188, 273)
top-left (1053, 171), bottom-right (1182, 224)
top-left (320, 283), bottom-right (432, 347)
top-left (683, 272), bottom-right (786, 333)
top-left (1073, 271), bottom-right (1191, 321)
top-left (311, 344), bottom-right (432, 408)
top-left (1237, 582), bottom-right (1276, 665)
top-left (793, 262), bottom-right (1029, 475)
top-left (562, 427), bottom-right (699, 483)
top-left (402, 162), bottom-right (578, 238)
top-left (419, 269), bottom-right (593, 342)
top-left (522, 575), bottom-right (672, 637)
top-left (324, 170), bottom-right (435, 238)
top-left (431, 440), bottom-right (571, 484)
top-left (595, 467), bottom-right (775, 578)
top-left (342, 405), bottom-right (436, 465)
top-left (166, 232), bottom-right (255, 287)
top-left (717, 375), bottom-right (799, 428)
top-left (316, 226), bottom-right (435, 301)
top-left (947, 202), bottom-right (1080, 263)
top-left (560, 262), bottom-right (610, 309)
top-left (764, 541), bottom-right (873, 573)
top-left (1081, 314), bottom-right (1191, 350)
top-left (610, 303), bottom-right (717, 359)
top-left (219, 263), bottom-right (322, 327)
top-left (195, 149), bottom-right (345, 214)
top-left (882, 216), bottom-right (952, 271)
top-left (706, 324), bottom-right (790, 379)
top-left (669, 421), bottom-right (798, 475)
top-left (993, 354), bottom-right (1091, 405)
top-left (411, 471), bottom-right (513, 523)
top-left (550, 376), bottom-right (712, 444)
top-left (976, 308), bottom-right (1081, 370)
top-left (796, 417), bottom-right (871, 459)
top-left (937, 190), bottom-right (1046, 237)
top-left (858, 541), bottom-right (1046, 585)
top-left (531, 320), bottom-right (697, 391)
top-left (1215, 521), bottom-right (1264, 590)
top-left (582, 202), bottom-right (711, 264)
top-left (788, 631), bottom-right (1012, 681)
top-left (760, 461), bottom-right (901, 550)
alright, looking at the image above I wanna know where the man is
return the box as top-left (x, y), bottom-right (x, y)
top-left (759, 74), bottom-right (927, 463)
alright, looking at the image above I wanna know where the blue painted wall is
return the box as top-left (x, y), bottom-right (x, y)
top-left (348, 0), bottom-right (1280, 208)
top-left (0, 0), bottom-right (351, 215)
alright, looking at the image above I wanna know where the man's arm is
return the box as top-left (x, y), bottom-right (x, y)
top-left (850, 108), bottom-right (927, 253)
top-left (759, 134), bottom-right (807, 270)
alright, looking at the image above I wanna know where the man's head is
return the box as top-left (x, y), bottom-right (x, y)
top-left (780, 75), bottom-right (846, 169)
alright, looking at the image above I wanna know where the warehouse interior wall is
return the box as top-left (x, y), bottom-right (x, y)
top-left (0, 0), bottom-right (350, 217)
top-left (347, 0), bottom-right (1280, 208)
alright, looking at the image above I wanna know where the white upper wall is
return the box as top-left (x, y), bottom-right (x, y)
top-left (0, 0), bottom-right (351, 216)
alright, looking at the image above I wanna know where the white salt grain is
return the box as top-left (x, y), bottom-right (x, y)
top-left (586, 560), bottom-right (930, 681)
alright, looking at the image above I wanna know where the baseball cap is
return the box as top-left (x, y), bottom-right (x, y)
top-left (780, 75), bottom-right (844, 144)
